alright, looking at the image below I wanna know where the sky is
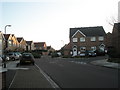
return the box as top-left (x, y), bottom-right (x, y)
top-left (0, 0), bottom-right (119, 50)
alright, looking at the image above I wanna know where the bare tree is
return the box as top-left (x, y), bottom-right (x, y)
top-left (106, 16), bottom-right (118, 26)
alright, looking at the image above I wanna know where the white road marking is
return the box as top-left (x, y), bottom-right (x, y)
top-left (69, 61), bottom-right (87, 65)
top-left (8, 70), bottom-right (18, 89)
top-left (8, 68), bottom-right (29, 70)
top-left (35, 64), bottom-right (60, 89)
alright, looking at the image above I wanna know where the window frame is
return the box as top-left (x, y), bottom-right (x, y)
top-left (91, 37), bottom-right (96, 42)
top-left (72, 38), bottom-right (78, 42)
top-left (80, 37), bottom-right (85, 42)
top-left (99, 36), bottom-right (104, 41)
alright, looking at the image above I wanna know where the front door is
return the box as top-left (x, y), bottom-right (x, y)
top-left (73, 48), bottom-right (77, 56)
top-left (99, 44), bottom-right (105, 52)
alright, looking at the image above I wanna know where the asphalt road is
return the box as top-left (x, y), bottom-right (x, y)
top-left (35, 56), bottom-right (119, 88)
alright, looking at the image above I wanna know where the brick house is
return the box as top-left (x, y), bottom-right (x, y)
top-left (111, 23), bottom-right (120, 57)
top-left (17, 37), bottom-right (26, 51)
top-left (61, 43), bottom-right (71, 56)
top-left (26, 41), bottom-right (34, 51)
top-left (34, 42), bottom-right (47, 55)
top-left (3, 34), bottom-right (14, 51)
top-left (69, 26), bottom-right (106, 56)
top-left (11, 34), bottom-right (19, 50)
top-left (47, 46), bottom-right (55, 55)
top-left (105, 32), bottom-right (113, 50)
top-left (0, 31), bottom-right (5, 56)
top-left (34, 42), bottom-right (47, 50)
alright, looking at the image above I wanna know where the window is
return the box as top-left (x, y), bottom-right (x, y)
top-left (91, 37), bottom-right (96, 41)
top-left (80, 47), bottom-right (86, 51)
top-left (99, 36), bottom-right (104, 41)
top-left (80, 37), bottom-right (85, 42)
top-left (8, 40), bottom-right (12, 46)
top-left (91, 46), bottom-right (96, 51)
top-left (73, 38), bottom-right (78, 42)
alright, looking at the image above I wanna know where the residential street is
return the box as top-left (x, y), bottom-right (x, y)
top-left (1, 56), bottom-right (119, 89)
top-left (35, 56), bottom-right (119, 88)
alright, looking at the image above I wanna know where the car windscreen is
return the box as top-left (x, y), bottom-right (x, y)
top-left (8, 53), bottom-right (13, 55)
top-left (22, 54), bottom-right (32, 59)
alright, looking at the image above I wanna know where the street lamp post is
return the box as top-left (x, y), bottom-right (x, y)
top-left (3, 25), bottom-right (11, 68)
top-left (5, 25), bottom-right (11, 34)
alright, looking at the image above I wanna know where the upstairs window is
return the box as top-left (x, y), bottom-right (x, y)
top-left (8, 40), bottom-right (13, 46)
top-left (91, 37), bottom-right (96, 42)
top-left (80, 37), bottom-right (85, 42)
top-left (99, 36), bottom-right (104, 41)
top-left (73, 38), bottom-right (78, 42)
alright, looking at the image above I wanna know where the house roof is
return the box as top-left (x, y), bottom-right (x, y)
top-left (12, 34), bottom-right (14, 37)
top-left (26, 41), bottom-right (33, 45)
top-left (113, 23), bottom-right (120, 32)
top-left (17, 37), bottom-right (23, 43)
top-left (47, 46), bottom-right (51, 49)
top-left (70, 26), bottom-right (106, 38)
top-left (0, 31), bottom-right (5, 40)
top-left (3, 34), bottom-right (11, 40)
top-left (63, 43), bottom-right (70, 50)
top-left (34, 42), bottom-right (46, 47)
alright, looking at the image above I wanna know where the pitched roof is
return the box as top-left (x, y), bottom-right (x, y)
top-left (34, 42), bottom-right (46, 47)
top-left (70, 26), bottom-right (106, 38)
top-left (47, 46), bottom-right (51, 49)
top-left (3, 34), bottom-right (11, 40)
top-left (113, 23), bottom-right (120, 32)
top-left (26, 41), bottom-right (33, 45)
top-left (63, 43), bottom-right (70, 50)
top-left (17, 37), bottom-right (23, 43)
top-left (0, 31), bottom-right (5, 40)
top-left (11, 34), bottom-right (14, 37)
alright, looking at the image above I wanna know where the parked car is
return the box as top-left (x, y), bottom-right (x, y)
top-left (7, 52), bottom-right (20, 60)
top-left (1, 55), bottom-right (10, 61)
top-left (20, 53), bottom-right (35, 65)
top-left (15, 52), bottom-right (22, 57)
top-left (79, 52), bottom-right (86, 57)
top-left (88, 51), bottom-right (97, 57)
top-left (51, 52), bottom-right (59, 58)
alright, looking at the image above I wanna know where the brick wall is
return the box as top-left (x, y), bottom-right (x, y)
top-left (70, 31), bottom-right (105, 51)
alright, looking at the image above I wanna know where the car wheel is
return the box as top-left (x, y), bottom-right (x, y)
top-left (12, 58), bottom-right (15, 61)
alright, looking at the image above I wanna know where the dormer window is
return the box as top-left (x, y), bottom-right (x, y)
top-left (99, 36), bottom-right (104, 41)
top-left (73, 38), bottom-right (77, 42)
top-left (91, 37), bottom-right (96, 42)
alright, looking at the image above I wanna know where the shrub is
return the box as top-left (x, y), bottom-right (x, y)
top-left (108, 58), bottom-right (120, 63)
top-left (31, 52), bottom-right (41, 58)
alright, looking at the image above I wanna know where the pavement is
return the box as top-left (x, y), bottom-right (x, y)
top-left (0, 61), bottom-right (57, 89)
top-left (90, 59), bottom-right (120, 69)
top-left (0, 57), bottom-right (120, 89)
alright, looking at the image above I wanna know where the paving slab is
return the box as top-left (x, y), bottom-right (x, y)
top-left (9, 65), bottom-right (53, 89)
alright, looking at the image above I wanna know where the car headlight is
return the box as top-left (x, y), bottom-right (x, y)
top-left (89, 53), bottom-right (91, 55)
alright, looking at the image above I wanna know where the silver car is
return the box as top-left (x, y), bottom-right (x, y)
top-left (7, 52), bottom-right (20, 60)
